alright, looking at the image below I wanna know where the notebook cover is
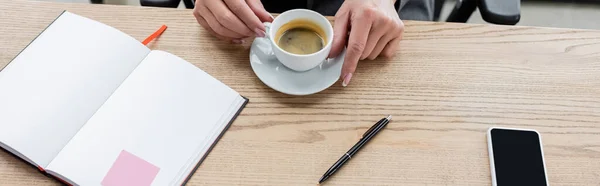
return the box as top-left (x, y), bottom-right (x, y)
top-left (180, 96), bottom-right (249, 185)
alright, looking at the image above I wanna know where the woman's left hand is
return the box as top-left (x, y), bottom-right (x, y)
top-left (328, 0), bottom-right (404, 87)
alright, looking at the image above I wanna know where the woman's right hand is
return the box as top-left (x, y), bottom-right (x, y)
top-left (193, 0), bottom-right (274, 44)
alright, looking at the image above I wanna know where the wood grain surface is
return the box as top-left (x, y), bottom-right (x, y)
top-left (1, 0), bottom-right (600, 185)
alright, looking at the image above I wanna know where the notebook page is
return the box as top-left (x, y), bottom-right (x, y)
top-left (0, 11), bottom-right (150, 167)
top-left (47, 50), bottom-right (241, 185)
top-left (174, 95), bottom-right (246, 185)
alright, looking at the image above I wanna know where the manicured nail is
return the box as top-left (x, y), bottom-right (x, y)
top-left (255, 28), bottom-right (266, 37)
top-left (342, 73), bottom-right (353, 87)
top-left (232, 39), bottom-right (244, 44)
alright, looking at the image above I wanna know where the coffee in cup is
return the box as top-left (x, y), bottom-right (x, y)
top-left (262, 9), bottom-right (334, 72)
top-left (275, 19), bottom-right (327, 55)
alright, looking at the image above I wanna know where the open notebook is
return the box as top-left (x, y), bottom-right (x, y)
top-left (0, 11), bottom-right (248, 185)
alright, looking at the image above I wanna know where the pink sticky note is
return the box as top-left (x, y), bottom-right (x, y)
top-left (101, 150), bottom-right (160, 186)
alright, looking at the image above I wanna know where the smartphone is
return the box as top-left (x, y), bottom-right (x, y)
top-left (487, 127), bottom-right (549, 186)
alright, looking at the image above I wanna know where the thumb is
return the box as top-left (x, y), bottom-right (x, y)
top-left (247, 0), bottom-right (274, 23)
top-left (328, 11), bottom-right (350, 58)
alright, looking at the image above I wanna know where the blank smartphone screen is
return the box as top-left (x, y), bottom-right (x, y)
top-left (490, 128), bottom-right (547, 186)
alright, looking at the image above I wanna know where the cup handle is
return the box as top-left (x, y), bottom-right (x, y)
top-left (263, 22), bottom-right (272, 39)
top-left (262, 22), bottom-right (275, 57)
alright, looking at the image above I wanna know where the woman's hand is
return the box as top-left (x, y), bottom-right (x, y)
top-left (193, 0), bottom-right (274, 44)
top-left (329, 0), bottom-right (404, 86)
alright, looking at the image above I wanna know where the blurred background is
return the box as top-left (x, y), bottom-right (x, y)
top-left (37, 0), bottom-right (600, 30)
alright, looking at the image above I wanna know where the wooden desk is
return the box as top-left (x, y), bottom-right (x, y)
top-left (1, 1), bottom-right (600, 185)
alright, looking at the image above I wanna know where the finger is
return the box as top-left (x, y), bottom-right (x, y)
top-left (224, 0), bottom-right (267, 37)
top-left (366, 33), bottom-right (394, 60)
top-left (247, 0), bottom-right (274, 23)
top-left (380, 36), bottom-right (401, 59)
top-left (328, 9), bottom-right (350, 58)
top-left (361, 19), bottom-right (392, 60)
top-left (194, 8), bottom-right (231, 40)
top-left (206, 0), bottom-right (253, 37)
top-left (341, 13), bottom-right (372, 82)
top-left (195, 14), bottom-right (242, 43)
top-left (198, 2), bottom-right (246, 38)
top-left (373, 20), bottom-right (404, 59)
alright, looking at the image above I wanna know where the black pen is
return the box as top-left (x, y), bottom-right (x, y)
top-left (318, 115), bottom-right (392, 184)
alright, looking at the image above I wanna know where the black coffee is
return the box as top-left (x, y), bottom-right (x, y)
top-left (275, 19), bottom-right (326, 55)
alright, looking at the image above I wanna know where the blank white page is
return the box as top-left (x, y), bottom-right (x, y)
top-left (47, 50), bottom-right (241, 185)
top-left (0, 12), bottom-right (150, 167)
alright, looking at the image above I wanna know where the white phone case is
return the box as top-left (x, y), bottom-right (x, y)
top-left (486, 127), bottom-right (550, 186)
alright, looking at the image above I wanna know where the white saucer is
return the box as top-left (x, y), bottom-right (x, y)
top-left (249, 37), bottom-right (345, 95)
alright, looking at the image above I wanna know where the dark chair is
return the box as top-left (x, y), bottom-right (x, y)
top-left (139, 0), bottom-right (195, 8)
top-left (436, 0), bottom-right (521, 25)
top-left (139, 0), bottom-right (520, 25)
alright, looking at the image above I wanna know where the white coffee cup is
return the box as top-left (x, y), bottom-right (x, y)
top-left (263, 9), bottom-right (334, 72)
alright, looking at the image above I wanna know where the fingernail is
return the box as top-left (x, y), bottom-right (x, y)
top-left (255, 28), bottom-right (266, 37)
top-left (269, 14), bottom-right (275, 20)
top-left (232, 39), bottom-right (244, 44)
top-left (342, 73), bottom-right (353, 87)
